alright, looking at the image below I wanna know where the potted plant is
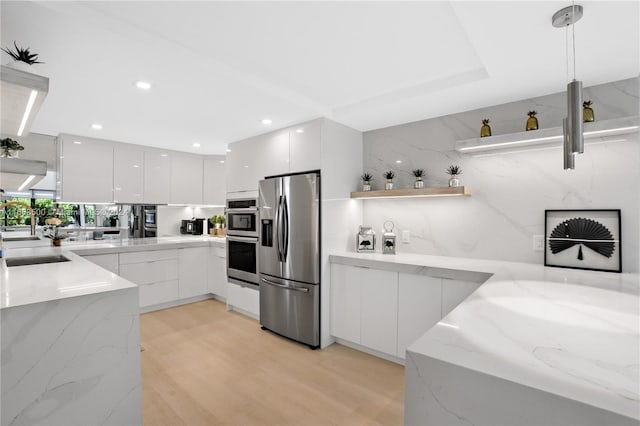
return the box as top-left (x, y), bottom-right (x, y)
top-left (446, 165), bottom-right (463, 187)
top-left (361, 173), bottom-right (373, 192)
top-left (383, 171), bottom-right (395, 190)
top-left (43, 217), bottom-right (67, 246)
top-left (412, 169), bottom-right (425, 189)
top-left (209, 215), bottom-right (226, 236)
top-left (1, 41), bottom-right (44, 71)
top-left (0, 137), bottom-right (24, 158)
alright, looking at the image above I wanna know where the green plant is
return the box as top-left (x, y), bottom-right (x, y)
top-left (210, 214), bottom-right (226, 226)
top-left (361, 173), bottom-right (373, 182)
top-left (383, 171), bottom-right (395, 180)
top-left (412, 169), bottom-right (425, 178)
top-left (446, 165), bottom-right (462, 176)
top-left (1, 137), bottom-right (24, 152)
top-left (1, 41), bottom-right (44, 65)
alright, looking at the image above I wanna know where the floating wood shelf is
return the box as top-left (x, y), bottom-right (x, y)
top-left (351, 186), bottom-right (471, 199)
top-left (455, 116), bottom-right (639, 154)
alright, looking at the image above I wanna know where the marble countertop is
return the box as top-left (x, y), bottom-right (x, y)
top-left (1, 235), bottom-right (226, 310)
top-left (330, 251), bottom-right (640, 420)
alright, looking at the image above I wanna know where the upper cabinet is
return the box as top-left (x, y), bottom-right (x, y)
top-left (225, 118), bottom-right (361, 198)
top-left (144, 149), bottom-right (171, 205)
top-left (226, 130), bottom-right (289, 194)
top-left (170, 154), bottom-right (203, 205)
top-left (59, 134), bottom-right (114, 203)
top-left (1, 65), bottom-right (49, 137)
top-left (203, 157), bottom-right (226, 205)
top-left (113, 143), bottom-right (144, 204)
top-left (289, 120), bottom-right (321, 172)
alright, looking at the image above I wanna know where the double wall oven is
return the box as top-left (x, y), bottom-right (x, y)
top-left (226, 199), bottom-right (259, 287)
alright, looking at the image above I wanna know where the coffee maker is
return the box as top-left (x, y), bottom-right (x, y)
top-left (180, 218), bottom-right (205, 235)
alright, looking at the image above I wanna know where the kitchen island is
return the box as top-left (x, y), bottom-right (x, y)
top-left (0, 235), bottom-right (226, 425)
top-left (329, 252), bottom-right (640, 426)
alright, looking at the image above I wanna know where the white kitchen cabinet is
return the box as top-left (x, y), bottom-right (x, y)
top-left (360, 268), bottom-right (398, 356)
top-left (82, 253), bottom-right (119, 275)
top-left (178, 247), bottom-right (208, 299)
top-left (207, 245), bottom-right (227, 298)
top-left (330, 263), bottom-right (362, 343)
top-left (397, 273), bottom-right (442, 358)
top-left (442, 279), bottom-right (481, 318)
top-left (119, 249), bottom-right (179, 308)
top-left (226, 130), bottom-right (289, 194)
top-left (203, 157), bottom-right (226, 205)
top-left (170, 154), bottom-right (203, 205)
top-left (59, 134), bottom-right (113, 203)
top-left (113, 143), bottom-right (144, 204)
top-left (144, 149), bottom-right (171, 204)
top-left (289, 120), bottom-right (321, 172)
top-left (226, 282), bottom-right (259, 317)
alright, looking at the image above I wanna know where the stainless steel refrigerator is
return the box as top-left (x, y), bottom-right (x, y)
top-left (258, 171), bottom-right (320, 348)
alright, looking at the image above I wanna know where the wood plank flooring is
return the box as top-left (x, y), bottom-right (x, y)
top-left (140, 299), bottom-right (404, 426)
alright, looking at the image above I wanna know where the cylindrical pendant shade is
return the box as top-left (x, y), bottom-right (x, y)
top-left (567, 79), bottom-right (584, 154)
top-left (563, 118), bottom-right (575, 170)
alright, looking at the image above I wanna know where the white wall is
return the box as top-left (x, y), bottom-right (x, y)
top-left (363, 78), bottom-right (639, 272)
top-left (157, 206), bottom-right (224, 236)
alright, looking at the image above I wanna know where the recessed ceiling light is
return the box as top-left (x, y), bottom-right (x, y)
top-left (296, 129), bottom-right (304, 133)
top-left (226, 148), bottom-right (232, 153)
top-left (261, 119), bottom-right (272, 125)
top-left (192, 142), bottom-right (201, 148)
top-left (160, 153), bottom-right (168, 157)
top-left (219, 160), bottom-right (225, 164)
top-left (73, 141), bottom-right (82, 145)
top-left (91, 123), bottom-right (103, 130)
top-left (133, 164), bottom-right (139, 168)
top-left (136, 81), bottom-right (152, 90)
top-left (396, 160), bottom-right (402, 164)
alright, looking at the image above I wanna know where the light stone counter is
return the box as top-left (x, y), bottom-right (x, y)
top-left (329, 252), bottom-right (640, 425)
top-left (0, 235), bottom-right (225, 425)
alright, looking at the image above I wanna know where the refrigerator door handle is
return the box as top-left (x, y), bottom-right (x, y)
top-left (282, 195), bottom-right (289, 261)
top-left (261, 277), bottom-right (309, 293)
top-left (274, 195), bottom-right (282, 262)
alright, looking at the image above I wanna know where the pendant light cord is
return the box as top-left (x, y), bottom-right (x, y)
top-left (572, 0), bottom-right (577, 81)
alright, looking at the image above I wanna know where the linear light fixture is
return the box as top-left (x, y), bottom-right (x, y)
top-left (17, 90), bottom-right (38, 136)
top-left (17, 175), bottom-right (36, 191)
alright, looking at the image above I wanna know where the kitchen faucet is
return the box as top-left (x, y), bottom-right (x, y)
top-left (0, 201), bottom-right (36, 236)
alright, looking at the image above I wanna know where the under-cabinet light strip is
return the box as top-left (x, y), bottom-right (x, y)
top-left (17, 175), bottom-right (36, 191)
top-left (17, 90), bottom-right (38, 137)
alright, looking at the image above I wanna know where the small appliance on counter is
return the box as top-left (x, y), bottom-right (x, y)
top-left (180, 218), bottom-right (205, 235)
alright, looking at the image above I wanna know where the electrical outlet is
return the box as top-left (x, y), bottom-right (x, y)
top-left (402, 230), bottom-right (411, 243)
top-left (532, 235), bottom-right (545, 251)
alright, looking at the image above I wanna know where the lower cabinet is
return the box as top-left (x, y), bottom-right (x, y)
top-left (330, 263), bottom-right (483, 361)
top-left (397, 273), bottom-right (441, 358)
top-left (207, 246), bottom-right (227, 298)
top-left (226, 282), bottom-right (259, 317)
top-left (119, 249), bottom-right (179, 308)
top-left (361, 268), bottom-right (398, 355)
top-left (178, 247), bottom-right (208, 299)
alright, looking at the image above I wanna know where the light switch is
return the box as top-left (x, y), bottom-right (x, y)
top-left (402, 230), bottom-right (410, 243)
top-left (532, 235), bottom-right (545, 251)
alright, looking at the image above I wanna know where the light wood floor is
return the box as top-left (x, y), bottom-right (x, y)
top-left (140, 299), bottom-right (404, 426)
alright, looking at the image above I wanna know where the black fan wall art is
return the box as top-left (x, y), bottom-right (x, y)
top-left (545, 210), bottom-right (621, 273)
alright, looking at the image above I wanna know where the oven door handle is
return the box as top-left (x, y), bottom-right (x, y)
top-left (261, 277), bottom-right (309, 293)
top-left (227, 235), bottom-right (258, 243)
top-left (227, 208), bottom-right (258, 213)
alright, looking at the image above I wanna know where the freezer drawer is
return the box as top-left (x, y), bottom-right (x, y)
top-left (259, 274), bottom-right (319, 347)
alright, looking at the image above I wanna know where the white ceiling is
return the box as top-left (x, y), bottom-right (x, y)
top-left (1, 1), bottom-right (638, 155)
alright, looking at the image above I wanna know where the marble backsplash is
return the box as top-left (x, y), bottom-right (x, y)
top-left (363, 78), bottom-right (639, 272)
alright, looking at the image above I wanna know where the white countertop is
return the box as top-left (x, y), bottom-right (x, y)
top-left (330, 251), bottom-right (640, 421)
top-left (1, 235), bottom-right (226, 310)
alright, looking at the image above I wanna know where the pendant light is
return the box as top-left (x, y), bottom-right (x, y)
top-left (553, 3), bottom-right (583, 169)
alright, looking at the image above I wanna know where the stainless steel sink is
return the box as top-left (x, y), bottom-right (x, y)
top-left (3, 236), bottom-right (41, 242)
top-left (5, 255), bottom-right (71, 267)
